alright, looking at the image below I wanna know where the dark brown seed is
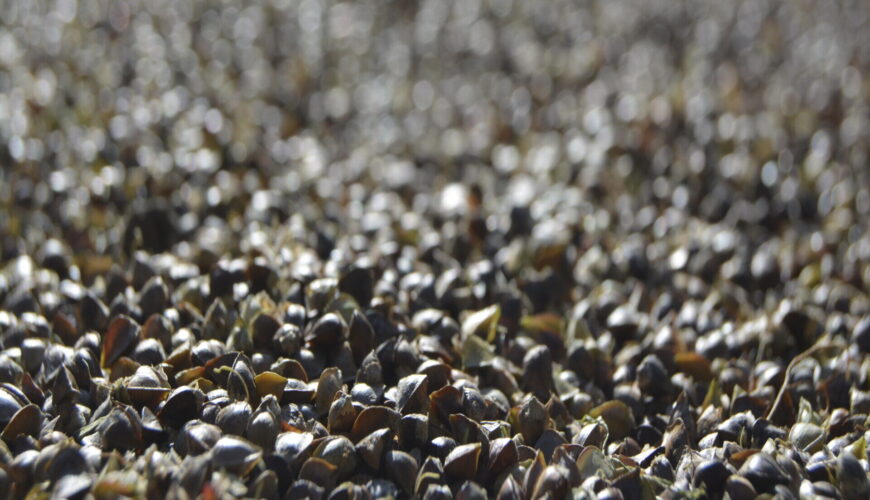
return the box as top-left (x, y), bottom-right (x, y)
top-left (606, 306), bottom-right (640, 341)
top-left (385, 450), bottom-right (419, 495)
top-left (216, 401), bottom-right (252, 436)
top-left (350, 382), bottom-right (379, 406)
top-left (315, 367), bottom-right (343, 415)
top-left (313, 436), bottom-right (358, 480)
top-left (396, 374), bottom-right (428, 415)
top-left (0, 388), bottom-right (24, 428)
top-left (99, 406), bottom-right (144, 452)
top-left (739, 453), bottom-right (790, 494)
top-left (574, 421), bottom-right (608, 448)
top-left (286, 479), bottom-right (325, 500)
top-left (327, 393), bottom-right (357, 433)
top-left (356, 428), bottom-right (390, 471)
top-left (444, 443), bottom-right (481, 481)
top-left (329, 481), bottom-right (373, 500)
top-left (487, 437), bottom-right (518, 480)
top-left (159, 386), bottom-right (204, 429)
top-left (254, 371), bottom-right (288, 400)
top-left (350, 406), bottom-right (400, 442)
top-left (275, 431), bottom-right (315, 466)
top-left (456, 481), bottom-right (487, 500)
top-left (589, 400), bottom-right (635, 440)
top-left (139, 276), bottom-right (168, 318)
top-left (726, 475), bottom-right (758, 500)
top-left (429, 385), bottom-right (463, 428)
top-left (674, 352), bottom-right (713, 381)
top-left (132, 338), bottom-right (167, 366)
top-left (421, 484), bottom-right (452, 500)
top-left (0, 404), bottom-right (42, 441)
top-left (516, 396), bottom-right (548, 445)
top-left (611, 467), bottom-right (642, 500)
top-left (531, 465), bottom-right (570, 499)
top-left (348, 311), bottom-right (375, 367)
top-left (247, 411), bottom-right (279, 452)
top-left (693, 460), bottom-right (730, 493)
top-left (853, 316), bottom-right (870, 353)
top-left (306, 313), bottom-right (345, 351)
top-left (662, 418), bottom-right (688, 465)
top-left (636, 354), bottom-right (672, 396)
top-left (837, 452), bottom-right (870, 500)
top-left (429, 436), bottom-right (458, 461)
top-left (340, 265), bottom-right (374, 311)
top-left (211, 436), bottom-right (262, 476)
top-left (101, 315), bottom-right (141, 368)
top-left (522, 451), bottom-right (547, 496)
top-left (54, 473), bottom-right (93, 499)
top-left (496, 475), bottom-right (523, 500)
top-left (534, 429), bottom-right (567, 463)
top-left (202, 299), bottom-right (229, 342)
top-left (251, 470), bottom-right (279, 500)
top-left (81, 292), bottom-right (110, 332)
top-left (522, 345), bottom-right (554, 402)
top-left (415, 456), bottom-right (445, 496)
top-left (271, 358), bottom-right (309, 382)
top-left (299, 457), bottom-right (339, 491)
top-left (251, 313), bottom-right (281, 350)
top-left (283, 378), bottom-right (315, 404)
top-left (397, 413), bottom-right (428, 450)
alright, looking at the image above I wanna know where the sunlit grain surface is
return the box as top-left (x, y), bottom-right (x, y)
top-left (1, 1), bottom-right (869, 498)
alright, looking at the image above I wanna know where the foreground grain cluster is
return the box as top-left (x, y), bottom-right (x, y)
top-left (1, 0), bottom-right (869, 499)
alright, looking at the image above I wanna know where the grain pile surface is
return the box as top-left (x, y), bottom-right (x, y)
top-left (1, 0), bottom-right (870, 499)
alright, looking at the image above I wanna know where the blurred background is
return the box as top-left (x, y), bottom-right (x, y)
top-left (0, 0), bottom-right (868, 288)
top-left (1, 4), bottom-right (870, 500)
